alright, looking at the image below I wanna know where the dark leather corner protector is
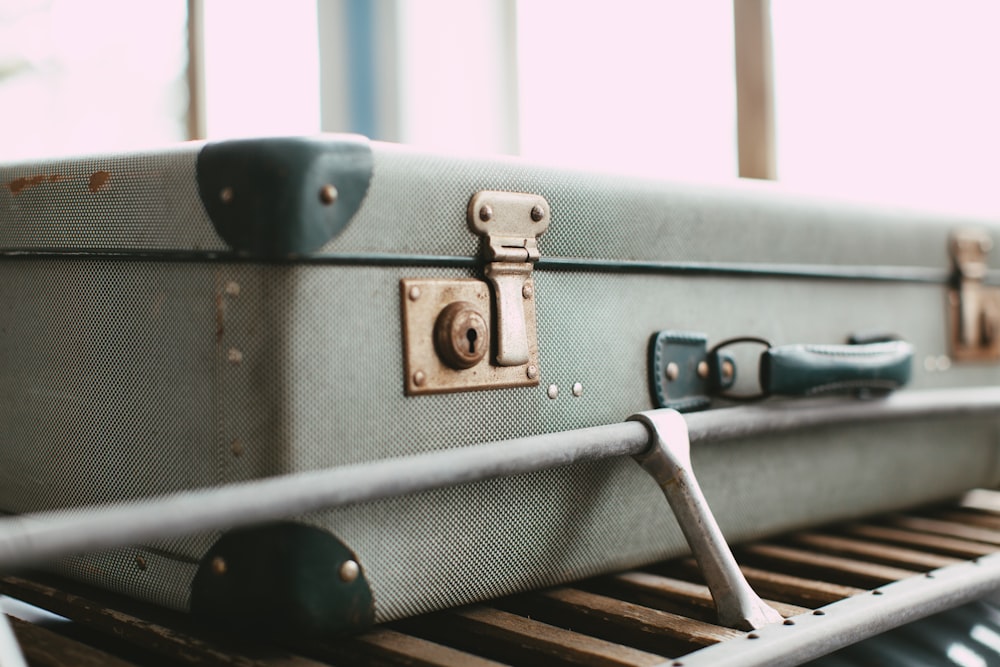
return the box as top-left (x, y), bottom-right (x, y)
top-left (196, 135), bottom-right (373, 257)
top-left (190, 522), bottom-right (375, 638)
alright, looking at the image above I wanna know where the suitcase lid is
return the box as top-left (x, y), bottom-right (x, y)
top-left (1, 134), bottom-right (997, 277)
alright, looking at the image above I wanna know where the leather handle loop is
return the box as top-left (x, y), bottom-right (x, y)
top-left (759, 341), bottom-right (914, 397)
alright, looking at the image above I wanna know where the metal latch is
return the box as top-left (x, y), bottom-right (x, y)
top-left (400, 191), bottom-right (548, 395)
top-left (468, 191), bottom-right (549, 366)
top-left (949, 229), bottom-right (1000, 362)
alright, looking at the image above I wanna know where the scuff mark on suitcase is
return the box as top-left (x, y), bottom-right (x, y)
top-left (88, 171), bottom-right (111, 193)
top-left (8, 173), bottom-right (63, 195)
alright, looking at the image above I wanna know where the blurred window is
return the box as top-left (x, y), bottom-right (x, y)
top-left (0, 0), bottom-right (997, 218)
top-left (0, 0), bottom-right (188, 160)
top-left (772, 0), bottom-right (1000, 215)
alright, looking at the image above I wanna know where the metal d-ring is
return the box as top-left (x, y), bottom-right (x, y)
top-left (707, 336), bottom-right (773, 401)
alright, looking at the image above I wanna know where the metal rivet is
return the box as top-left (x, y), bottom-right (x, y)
top-left (530, 205), bottom-right (545, 222)
top-left (747, 633), bottom-right (759, 640)
top-left (522, 283), bottom-right (534, 299)
top-left (936, 355), bottom-right (951, 371)
top-left (224, 281), bottom-right (240, 297)
top-left (547, 384), bottom-right (558, 399)
top-left (230, 440), bottom-right (243, 457)
top-left (211, 556), bottom-right (227, 576)
top-left (783, 619), bottom-right (795, 626)
top-left (813, 609), bottom-right (826, 616)
top-left (320, 184), bottom-right (338, 205)
top-left (408, 286), bottom-right (421, 301)
top-left (227, 348), bottom-right (243, 364)
top-left (526, 365), bottom-right (539, 380)
top-left (722, 360), bottom-right (735, 380)
top-left (696, 361), bottom-right (709, 379)
top-left (135, 555), bottom-right (147, 571)
top-left (924, 356), bottom-right (937, 372)
top-left (665, 362), bottom-right (679, 381)
top-left (219, 187), bottom-right (234, 204)
top-left (479, 205), bottom-right (493, 222)
top-left (572, 382), bottom-right (583, 397)
top-left (339, 559), bottom-right (360, 583)
top-left (413, 371), bottom-right (426, 387)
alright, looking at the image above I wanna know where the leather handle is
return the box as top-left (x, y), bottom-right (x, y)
top-left (759, 341), bottom-right (913, 397)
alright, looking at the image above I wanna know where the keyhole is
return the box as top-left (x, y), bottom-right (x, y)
top-left (466, 328), bottom-right (478, 354)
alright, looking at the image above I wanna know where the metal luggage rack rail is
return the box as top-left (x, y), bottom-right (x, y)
top-left (5, 490), bottom-right (1000, 667)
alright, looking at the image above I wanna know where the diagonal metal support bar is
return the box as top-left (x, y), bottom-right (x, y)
top-left (629, 409), bottom-right (783, 631)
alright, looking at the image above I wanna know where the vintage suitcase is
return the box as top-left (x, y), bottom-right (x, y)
top-left (1, 135), bottom-right (1000, 636)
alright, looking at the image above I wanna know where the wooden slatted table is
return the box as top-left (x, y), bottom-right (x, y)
top-left (6, 490), bottom-right (1000, 666)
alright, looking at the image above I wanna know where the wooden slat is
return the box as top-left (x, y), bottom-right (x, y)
top-left (442, 607), bottom-right (667, 667)
top-left (789, 532), bottom-right (962, 570)
top-left (739, 544), bottom-right (918, 589)
top-left (396, 605), bottom-right (666, 667)
top-left (664, 558), bottom-right (863, 607)
top-left (534, 588), bottom-right (742, 648)
top-left (932, 509), bottom-right (1000, 532)
top-left (844, 523), bottom-right (997, 559)
top-left (889, 515), bottom-right (1000, 546)
top-left (9, 615), bottom-right (138, 667)
top-left (351, 628), bottom-right (509, 667)
top-left (601, 572), bottom-right (806, 621)
top-left (0, 576), bottom-right (324, 667)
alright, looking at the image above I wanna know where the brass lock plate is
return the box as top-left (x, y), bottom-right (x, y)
top-left (400, 278), bottom-right (540, 395)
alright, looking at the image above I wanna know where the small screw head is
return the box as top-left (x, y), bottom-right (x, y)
top-left (413, 370), bottom-right (427, 387)
top-left (135, 555), bottom-right (147, 571)
top-left (722, 360), bottom-right (735, 380)
top-left (219, 187), bottom-right (234, 204)
top-left (526, 365), bottom-right (539, 380)
top-left (572, 382), bottom-right (583, 397)
top-left (408, 286), bottom-right (421, 301)
top-left (665, 362), bottom-right (679, 381)
top-left (479, 205), bottom-right (493, 222)
top-left (211, 556), bottom-right (227, 576)
top-left (522, 283), bottom-right (534, 299)
top-left (320, 184), bottom-right (338, 205)
top-left (530, 205), bottom-right (545, 222)
top-left (339, 559), bottom-right (360, 583)
top-left (696, 361), bottom-right (709, 379)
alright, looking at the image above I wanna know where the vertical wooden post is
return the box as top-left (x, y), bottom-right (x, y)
top-left (734, 0), bottom-right (776, 179)
top-left (185, 0), bottom-right (205, 140)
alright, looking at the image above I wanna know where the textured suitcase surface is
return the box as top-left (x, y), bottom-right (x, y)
top-left (2, 135), bottom-right (999, 631)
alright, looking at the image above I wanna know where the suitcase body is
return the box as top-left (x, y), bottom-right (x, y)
top-left (2, 136), bottom-right (999, 629)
